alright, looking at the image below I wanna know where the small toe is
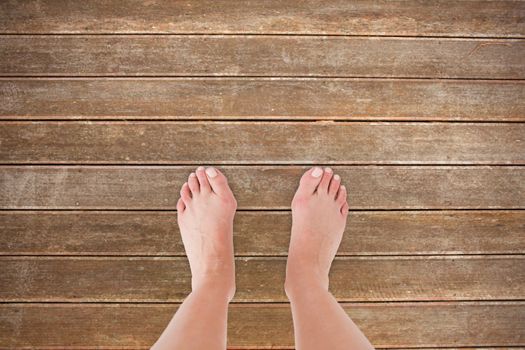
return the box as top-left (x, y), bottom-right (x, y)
top-left (188, 172), bottom-right (199, 194)
top-left (195, 166), bottom-right (212, 193)
top-left (180, 182), bottom-right (192, 204)
top-left (297, 167), bottom-right (324, 195)
top-left (205, 167), bottom-right (231, 195)
top-left (340, 202), bottom-right (349, 215)
top-left (328, 174), bottom-right (341, 197)
top-left (176, 197), bottom-right (186, 212)
top-left (317, 167), bottom-right (333, 193)
top-left (336, 185), bottom-right (347, 205)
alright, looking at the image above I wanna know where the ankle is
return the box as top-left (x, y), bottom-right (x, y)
top-left (284, 269), bottom-right (328, 301)
top-left (192, 275), bottom-right (236, 302)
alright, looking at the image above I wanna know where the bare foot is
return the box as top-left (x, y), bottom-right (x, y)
top-left (177, 166), bottom-right (237, 301)
top-left (285, 167), bottom-right (349, 297)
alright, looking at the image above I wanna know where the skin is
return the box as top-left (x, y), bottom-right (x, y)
top-left (151, 166), bottom-right (236, 350)
top-left (285, 167), bottom-right (375, 350)
top-left (151, 166), bottom-right (374, 350)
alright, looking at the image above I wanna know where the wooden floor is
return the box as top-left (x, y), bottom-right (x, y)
top-left (1, 1), bottom-right (524, 348)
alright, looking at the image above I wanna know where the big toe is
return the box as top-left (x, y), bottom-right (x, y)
top-left (296, 167), bottom-right (324, 195)
top-left (205, 167), bottom-right (232, 195)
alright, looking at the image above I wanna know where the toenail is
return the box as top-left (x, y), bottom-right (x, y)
top-left (334, 174), bottom-right (340, 181)
top-left (205, 167), bottom-right (217, 178)
top-left (341, 185), bottom-right (346, 190)
top-left (311, 167), bottom-right (323, 177)
top-left (189, 173), bottom-right (196, 177)
top-left (197, 166), bottom-right (205, 171)
top-left (325, 167), bottom-right (333, 173)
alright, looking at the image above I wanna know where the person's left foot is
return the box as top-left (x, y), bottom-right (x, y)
top-left (177, 166), bottom-right (237, 301)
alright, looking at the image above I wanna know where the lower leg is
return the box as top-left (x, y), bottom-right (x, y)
top-left (285, 279), bottom-right (374, 350)
top-left (151, 280), bottom-right (230, 349)
top-left (151, 167), bottom-right (237, 350)
top-left (285, 167), bottom-right (375, 350)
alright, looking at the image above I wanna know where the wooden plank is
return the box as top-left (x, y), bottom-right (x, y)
top-left (2, 210), bottom-right (523, 256)
top-left (1, 166), bottom-right (523, 210)
top-left (1, 256), bottom-right (523, 302)
top-left (2, 122), bottom-right (524, 164)
top-left (0, 303), bottom-right (523, 348)
top-left (0, 0), bottom-right (523, 37)
top-left (2, 78), bottom-right (523, 121)
top-left (1, 36), bottom-right (523, 78)
top-left (1, 210), bottom-right (523, 256)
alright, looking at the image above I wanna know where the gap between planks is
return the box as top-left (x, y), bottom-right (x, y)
top-left (2, 76), bottom-right (524, 81)
top-left (2, 33), bottom-right (525, 39)
top-left (2, 119), bottom-right (525, 123)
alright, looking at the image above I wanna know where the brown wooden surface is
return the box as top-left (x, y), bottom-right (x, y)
top-left (0, 303), bottom-right (523, 348)
top-left (0, 256), bottom-right (523, 302)
top-left (2, 78), bottom-right (524, 121)
top-left (1, 0), bottom-right (523, 37)
top-left (1, 122), bottom-right (523, 164)
top-left (2, 210), bottom-right (523, 256)
top-left (1, 1), bottom-right (523, 348)
top-left (1, 166), bottom-right (523, 210)
top-left (2, 36), bottom-right (523, 78)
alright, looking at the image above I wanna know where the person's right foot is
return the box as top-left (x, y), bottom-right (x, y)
top-left (285, 167), bottom-right (349, 296)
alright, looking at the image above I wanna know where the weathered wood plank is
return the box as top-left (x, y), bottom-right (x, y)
top-left (1, 210), bottom-right (523, 256)
top-left (1, 166), bottom-right (523, 210)
top-left (2, 78), bottom-right (523, 121)
top-left (1, 36), bottom-right (523, 78)
top-left (1, 0), bottom-right (523, 37)
top-left (2, 122), bottom-right (523, 164)
top-left (0, 303), bottom-right (523, 348)
top-left (1, 256), bottom-right (523, 302)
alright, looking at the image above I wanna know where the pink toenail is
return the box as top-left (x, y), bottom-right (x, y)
top-left (206, 167), bottom-right (217, 178)
top-left (325, 167), bottom-right (333, 173)
top-left (189, 173), bottom-right (196, 177)
top-left (197, 166), bottom-right (205, 171)
top-left (311, 167), bottom-right (323, 177)
top-left (334, 174), bottom-right (340, 181)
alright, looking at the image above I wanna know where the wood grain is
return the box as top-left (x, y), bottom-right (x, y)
top-left (1, 256), bottom-right (523, 302)
top-left (0, 303), bottom-right (523, 348)
top-left (2, 78), bottom-right (523, 121)
top-left (1, 0), bottom-right (523, 37)
top-left (1, 36), bottom-right (523, 78)
top-left (2, 122), bottom-right (524, 164)
top-left (1, 166), bottom-right (523, 210)
top-left (1, 1), bottom-right (523, 349)
top-left (1, 210), bottom-right (523, 256)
